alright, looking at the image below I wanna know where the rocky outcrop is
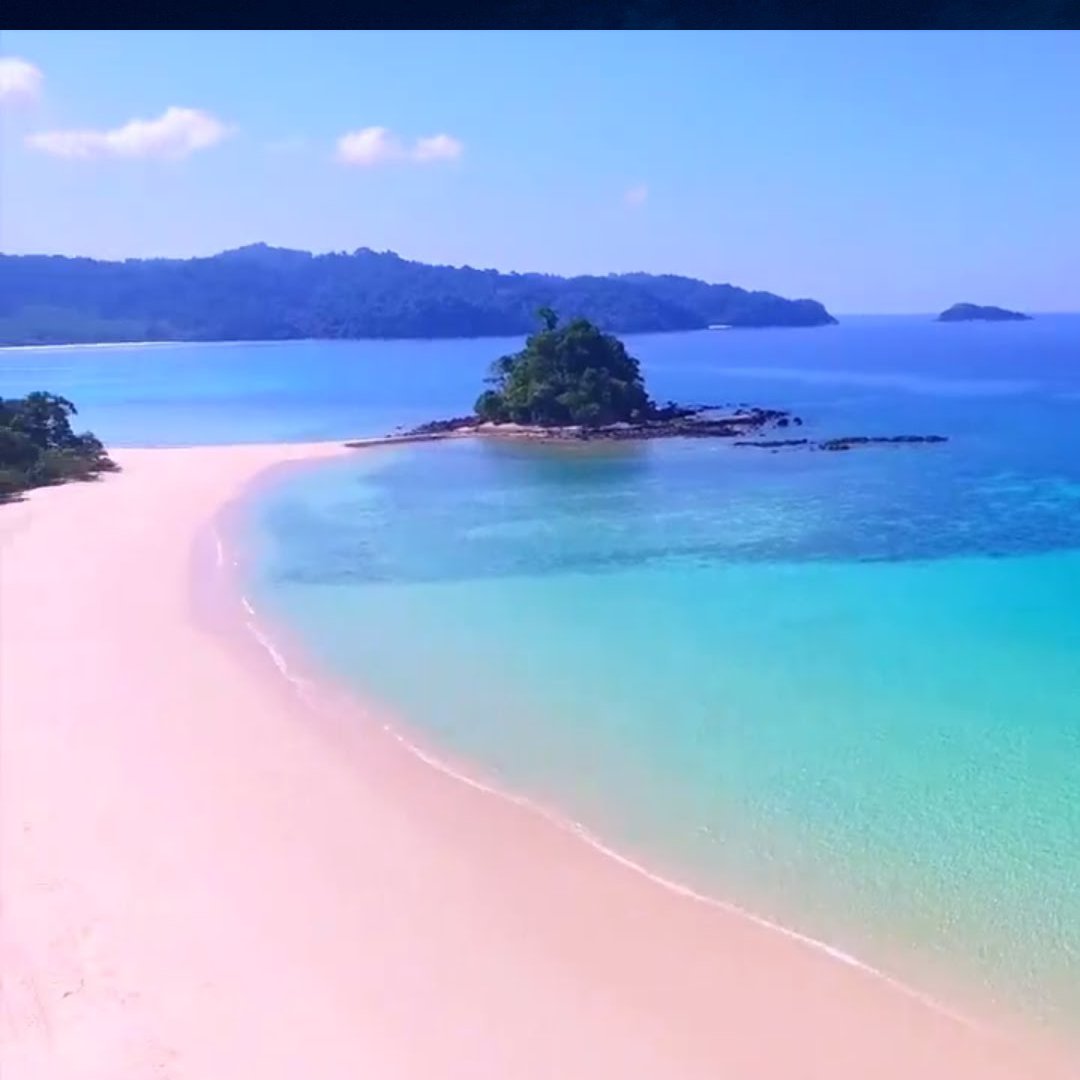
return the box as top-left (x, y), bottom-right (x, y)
top-left (394, 405), bottom-right (801, 444)
top-left (818, 434), bottom-right (948, 450)
top-left (367, 410), bottom-right (949, 454)
top-left (736, 434), bottom-right (948, 451)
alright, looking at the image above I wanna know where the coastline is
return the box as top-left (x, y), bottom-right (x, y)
top-left (2, 443), bottom-right (1076, 1079)
top-left (0, 340), bottom-right (186, 352)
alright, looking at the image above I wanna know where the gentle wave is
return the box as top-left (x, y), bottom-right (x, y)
top-left (221, 530), bottom-right (992, 1040)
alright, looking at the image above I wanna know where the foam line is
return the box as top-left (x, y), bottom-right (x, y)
top-left (218, 528), bottom-right (992, 1040)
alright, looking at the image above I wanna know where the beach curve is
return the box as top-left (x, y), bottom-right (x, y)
top-left (2, 442), bottom-right (1076, 1080)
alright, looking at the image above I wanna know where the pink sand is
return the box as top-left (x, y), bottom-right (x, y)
top-left (1, 444), bottom-right (1075, 1079)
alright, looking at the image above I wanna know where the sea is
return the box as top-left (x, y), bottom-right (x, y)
top-left (4, 315), bottom-right (1078, 1034)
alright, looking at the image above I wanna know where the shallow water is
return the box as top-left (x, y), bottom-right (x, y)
top-left (7, 317), bottom-right (1080, 1031)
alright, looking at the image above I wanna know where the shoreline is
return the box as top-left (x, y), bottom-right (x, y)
top-left (2, 313), bottom-right (1078, 353)
top-left (0, 339), bottom-right (201, 352)
top-left (2, 442), bottom-right (1076, 1079)
top-left (232, 593), bottom-right (988, 1032)
top-left (215, 458), bottom-right (1070, 1047)
top-left (0, 322), bottom-right (835, 353)
top-left (215, 490), bottom-right (985, 1036)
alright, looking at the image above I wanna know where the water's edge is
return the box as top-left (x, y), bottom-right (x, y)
top-left (193, 449), bottom-right (1058, 1051)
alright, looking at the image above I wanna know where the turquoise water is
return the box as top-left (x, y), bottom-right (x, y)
top-left (5, 318), bottom-right (1080, 1030)
top-left (252, 442), bottom-right (1080, 1030)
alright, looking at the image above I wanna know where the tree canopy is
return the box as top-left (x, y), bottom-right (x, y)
top-left (0, 392), bottom-right (117, 500)
top-left (0, 246), bottom-right (836, 346)
top-left (475, 310), bottom-right (654, 426)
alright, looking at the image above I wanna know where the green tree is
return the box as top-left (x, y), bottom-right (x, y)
top-left (0, 392), bottom-right (117, 501)
top-left (475, 309), bottom-right (654, 426)
top-left (9, 392), bottom-right (81, 450)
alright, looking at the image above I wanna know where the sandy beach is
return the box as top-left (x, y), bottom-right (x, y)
top-left (1, 443), bottom-right (1075, 1080)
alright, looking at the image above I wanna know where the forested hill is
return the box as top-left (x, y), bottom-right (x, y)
top-left (0, 244), bottom-right (837, 345)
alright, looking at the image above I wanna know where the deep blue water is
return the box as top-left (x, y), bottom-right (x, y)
top-left (5, 316), bottom-right (1080, 1031)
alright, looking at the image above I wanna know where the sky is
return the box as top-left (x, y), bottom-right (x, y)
top-left (1, 30), bottom-right (1078, 313)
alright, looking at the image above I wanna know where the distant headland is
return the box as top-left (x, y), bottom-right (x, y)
top-left (0, 244), bottom-right (837, 347)
top-left (349, 310), bottom-right (947, 453)
top-left (937, 303), bottom-right (1032, 323)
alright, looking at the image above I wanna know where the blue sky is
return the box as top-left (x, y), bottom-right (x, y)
top-left (1, 30), bottom-right (1077, 313)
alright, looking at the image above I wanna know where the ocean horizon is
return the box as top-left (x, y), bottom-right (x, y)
top-left (6, 315), bottom-right (1079, 1035)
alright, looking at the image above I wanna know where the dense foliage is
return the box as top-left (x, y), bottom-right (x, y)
top-left (0, 392), bottom-right (117, 499)
top-left (0, 245), bottom-right (836, 346)
top-left (475, 308), bottom-right (654, 426)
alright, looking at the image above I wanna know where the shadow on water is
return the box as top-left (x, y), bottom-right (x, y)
top-left (475, 437), bottom-right (654, 485)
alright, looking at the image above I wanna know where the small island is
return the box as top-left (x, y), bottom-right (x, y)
top-left (0, 392), bottom-right (118, 501)
top-left (347, 309), bottom-right (948, 453)
top-left (396, 308), bottom-right (801, 441)
top-left (474, 306), bottom-right (671, 428)
top-left (937, 303), bottom-right (1032, 323)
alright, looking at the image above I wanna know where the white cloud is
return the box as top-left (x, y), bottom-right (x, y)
top-left (336, 126), bottom-right (464, 167)
top-left (624, 183), bottom-right (649, 207)
top-left (26, 106), bottom-right (231, 160)
top-left (412, 133), bottom-right (463, 163)
top-left (0, 57), bottom-right (43, 105)
top-left (336, 126), bottom-right (405, 166)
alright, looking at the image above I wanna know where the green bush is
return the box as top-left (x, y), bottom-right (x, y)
top-left (475, 309), bottom-right (654, 427)
top-left (0, 392), bottom-right (118, 500)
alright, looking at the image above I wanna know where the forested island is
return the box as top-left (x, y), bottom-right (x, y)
top-left (0, 393), bottom-right (117, 500)
top-left (0, 244), bottom-right (837, 346)
top-left (937, 303), bottom-right (1032, 322)
top-left (364, 310), bottom-right (946, 452)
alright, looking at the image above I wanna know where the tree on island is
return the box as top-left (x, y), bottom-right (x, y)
top-left (0, 392), bottom-right (118, 500)
top-left (475, 308), bottom-right (655, 426)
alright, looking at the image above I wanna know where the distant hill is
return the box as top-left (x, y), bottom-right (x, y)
top-left (0, 245), bottom-right (837, 346)
top-left (937, 303), bottom-right (1032, 323)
